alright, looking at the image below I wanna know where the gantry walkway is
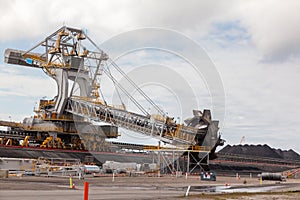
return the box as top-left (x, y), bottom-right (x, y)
top-left (66, 97), bottom-right (199, 146)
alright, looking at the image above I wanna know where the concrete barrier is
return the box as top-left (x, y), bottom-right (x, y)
top-left (0, 170), bottom-right (8, 178)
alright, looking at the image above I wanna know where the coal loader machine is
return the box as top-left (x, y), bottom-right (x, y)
top-left (1, 26), bottom-right (224, 172)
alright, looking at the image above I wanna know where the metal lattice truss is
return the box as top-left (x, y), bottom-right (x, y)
top-left (5, 26), bottom-right (108, 98)
top-left (67, 97), bottom-right (199, 146)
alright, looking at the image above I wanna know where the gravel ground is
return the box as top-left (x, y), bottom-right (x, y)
top-left (1, 175), bottom-right (300, 199)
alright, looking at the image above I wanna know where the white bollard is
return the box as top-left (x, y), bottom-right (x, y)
top-left (185, 185), bottom-right (191, 197)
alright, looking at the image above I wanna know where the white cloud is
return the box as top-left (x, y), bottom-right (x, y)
top-left (206, 39), bottom-right (300, 152)
top-left (1, 0), bottom-right (299, 60)
top-left (0, 65), bottom-right (56, 97)
top-left (235, 0), bottom-right (300, 61)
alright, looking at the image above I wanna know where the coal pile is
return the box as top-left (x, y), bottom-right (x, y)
top-left (219, 144), bottom-right (300, 161)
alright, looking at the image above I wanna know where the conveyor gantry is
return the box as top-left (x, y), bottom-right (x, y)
top-left (67, 97), bottom-right (198, 146)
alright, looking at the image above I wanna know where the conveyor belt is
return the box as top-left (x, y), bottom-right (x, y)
top-left (67, 97), bottom-right (198, 146)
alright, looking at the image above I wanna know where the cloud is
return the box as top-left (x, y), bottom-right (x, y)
top-left (1, 0), bottom-right (299, 61)
top-left (234, 1), bottom-right (300, 61)
top-left (207, 39), bottom-right (300, 152)
top-left (0, 65), bottom-right (56, 97)
top-left (0, 63), bottom-right (57, 121)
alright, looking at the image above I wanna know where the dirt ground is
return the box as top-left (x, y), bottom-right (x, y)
top-left (1, 174), bottom-right (300, 199)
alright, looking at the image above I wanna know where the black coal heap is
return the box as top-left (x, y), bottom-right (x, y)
top-left (219, 144), bottom-right (300, 161)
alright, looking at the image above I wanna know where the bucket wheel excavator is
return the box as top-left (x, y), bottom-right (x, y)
top-left (2, 26), bottom-right (224, 169)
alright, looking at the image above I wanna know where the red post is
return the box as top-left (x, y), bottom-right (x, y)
top-left (84, 182), bottom-right (89, 200)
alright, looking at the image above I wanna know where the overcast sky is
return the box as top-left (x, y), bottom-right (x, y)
top-left (0, 0), bottom-right (300, 152)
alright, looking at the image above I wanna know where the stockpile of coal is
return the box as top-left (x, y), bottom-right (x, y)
top-left (209, 144), bottom-right (300, 175)
top-left (219, 144), bottom-right (300, 161)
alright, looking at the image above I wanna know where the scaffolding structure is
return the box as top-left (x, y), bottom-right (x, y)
top-left (144, 146), bottom-right (211, 174)
top-left (34, 157), bottom-right (81, 177)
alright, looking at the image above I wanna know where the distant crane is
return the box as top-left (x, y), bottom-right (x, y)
top-left (239, 136), bottom-right (245, 144)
